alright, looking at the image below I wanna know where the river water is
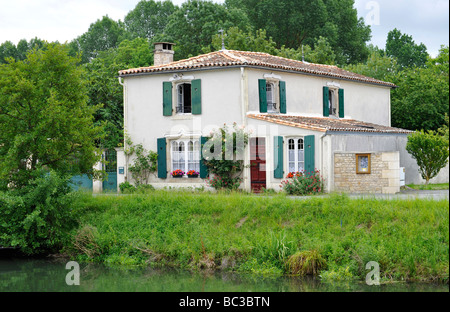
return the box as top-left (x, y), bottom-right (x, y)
top-left (0, 258), bottom-right (448, 292)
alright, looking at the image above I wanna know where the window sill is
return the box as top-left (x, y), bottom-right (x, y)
top-left (167, 177), bottom-right (203, 183)
top-left (171, 114), bottom-right (194, 120)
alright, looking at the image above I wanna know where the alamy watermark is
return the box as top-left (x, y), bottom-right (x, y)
top-left (365, 1), bottom-right (380, 26)
top-left (65, 261), bottom-right (80, 286)
top-left (365, 261), bottom-right (380, 285)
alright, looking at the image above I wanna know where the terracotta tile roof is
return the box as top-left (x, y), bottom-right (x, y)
top-left (119, 50), bottom-right (397, 88)
top-left (247, 114), bottom-right (412, 134)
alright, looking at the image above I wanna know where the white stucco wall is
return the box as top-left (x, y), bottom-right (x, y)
top-left (121, 65), bottom-right (400, 191)
top-left (246, 68), bottom-right (392, 126)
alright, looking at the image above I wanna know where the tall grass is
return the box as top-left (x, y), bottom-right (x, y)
top-left (66, 190), bottom-right (449, 283)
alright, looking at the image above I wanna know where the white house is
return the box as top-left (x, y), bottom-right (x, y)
top-left (116, 43), bottom-right (448, 194)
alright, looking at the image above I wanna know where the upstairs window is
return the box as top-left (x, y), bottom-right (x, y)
top-left (163, 79), bottom-right (202, 116)
top-left (259, 79), bottom-right (286, 114)
top-left (176, 83), bottom-right (192, 114)
top-left (266, 82), bottom-right (278, 113)
top-left (323, 86), bottom-right (344, 118)
top-left (328, 88), bottom-right (337, 117)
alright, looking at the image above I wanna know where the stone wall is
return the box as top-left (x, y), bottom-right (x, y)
top-left (334, 152), bottom-right (400, 194)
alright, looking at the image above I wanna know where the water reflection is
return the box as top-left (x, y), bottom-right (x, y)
top-left (0, 258), bottom-right (448, 292)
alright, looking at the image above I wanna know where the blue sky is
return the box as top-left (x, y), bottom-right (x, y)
top-left (0, 0), bottom-right (448, 57)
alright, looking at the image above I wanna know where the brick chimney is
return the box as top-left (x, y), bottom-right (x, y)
top-left (153, 42), bottom-right (175, 66)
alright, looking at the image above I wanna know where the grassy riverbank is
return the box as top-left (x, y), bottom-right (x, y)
top-left (66, 191), bottom-right (449, 283)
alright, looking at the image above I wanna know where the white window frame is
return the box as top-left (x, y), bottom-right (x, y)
top-left (287, 137), bottom-right (305, 173)
top-left (328, 87), bottom-right (339, 117)
top-left (171, 139), bottom-right (200, 176)
top-left (266, 81), bottom-right (279, 113)
top-left (176, 82), bottom-right (192, 114)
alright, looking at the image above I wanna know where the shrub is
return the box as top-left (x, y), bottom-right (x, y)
top-left (406, 130), bottom-right (449, 185)
top-left (203, 123), bottom-right (249, 190)
top-left (119, 181), bottom-right (136, 194)
top-left (0, 169), bottom-right (78, 255)
top-left (281, 170), bottom-right (325, 195)
top-left (287, 250), bottom-right (327, 276)
top-left (119, 181), bottom-right (154, 194)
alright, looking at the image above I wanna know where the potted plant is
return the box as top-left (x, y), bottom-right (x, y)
top-left (187, 170), bottom-right (200, 178)
top-left (171, 169), bottom-right (185, 178)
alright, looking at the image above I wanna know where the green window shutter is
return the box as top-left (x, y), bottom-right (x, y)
top-left (304, 135), bottom-right (315, 175)
top-left (157, 138), bottom-right (167, 179)
top-left (200, 136), bottom-right (209, 178)
top-left (163, 82), bottom-right (173, 116)
top-left (338, 88), bottom-right (345, 118)
top-left (259, 79), bottom-right (267, 113)
top-left (274, 136), bottom-right (284, 179)
top-left (192, 79), bottom-right (202, 115)
top-left (323, 86), bottom-right (329, 117)
top-left (279, 81), bottom-right (287, 114)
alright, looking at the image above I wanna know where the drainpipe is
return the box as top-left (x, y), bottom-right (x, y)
top-left (118, 76), bottom-right (128, 182)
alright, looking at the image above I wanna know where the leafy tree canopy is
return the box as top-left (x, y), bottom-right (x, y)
top-left (0, 43), bottom-right (103, 189)
top-left (225, 0), bottom-right (371, 64)
top-left (164, 0), bottom-right (252, 60)
top-left (386, 28), bottom-right (429, 69)
top-left (124, 0), bottom-right (176, 40)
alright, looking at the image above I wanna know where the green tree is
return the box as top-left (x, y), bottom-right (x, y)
top-left (209, 27), bottom-right (278, 55)
top-left (124, 0), bottom-right (176, 40)
top-left (390, 46), bottom-right (449, 131)
top-left (0, 41), bottom-right (18, 63)
top-left (0, 43), bottom-right (103, 189)
top-left (70, 16), bottom-right (127, 63)
top-left (406, 130), bottom-right (449, 185)
top-left (226, 0), bottom-right (371, 64)
top-left (344, 45), bottom-right (399, 81)
top-left (165, 0), bottom-right (251, 60)
top-left (386, 28), bottom-right (429, 69)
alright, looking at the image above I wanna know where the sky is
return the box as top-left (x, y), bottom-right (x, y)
top-left (0, 0), bottom-right (448, 57)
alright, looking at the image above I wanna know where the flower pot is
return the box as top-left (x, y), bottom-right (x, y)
top-left (188, 175), bottom-right (199, 178)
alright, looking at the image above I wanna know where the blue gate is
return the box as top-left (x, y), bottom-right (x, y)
top-left (102, 149), bottom-right (117, 192)
top-left (70, 174), bottom-right (93, 191)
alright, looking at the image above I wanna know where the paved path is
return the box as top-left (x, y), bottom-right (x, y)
top-left (289, 189), bottom-right (449, 201)
top-left (348, 189), bottom-right (449, 200)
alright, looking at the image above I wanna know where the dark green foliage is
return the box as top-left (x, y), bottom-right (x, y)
top-left (0, 170), bottom-right (78, 255)
top-left (386, 28), bottom-right (429, 69)
top-left (226, 0), bottom-right (371, 64)
top-left (70, 16), bottom-right (128, 64)
top-left (164, 0), bottom-right (252, 60)
top-left (0, 43), bottom-right (103, 189)
top-left (124, 0), bottom-right (176, 40)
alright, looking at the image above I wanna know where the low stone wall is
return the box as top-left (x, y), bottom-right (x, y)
top-left (334, 152), bottom-right (400, 194)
